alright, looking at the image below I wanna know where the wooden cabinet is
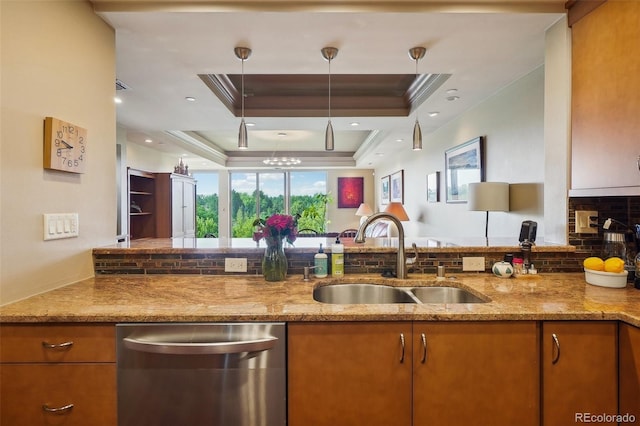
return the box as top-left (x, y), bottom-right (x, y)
top-left (413, 321), bottom-right (539, 426)
top-left (288, 321), bottom-right (538, 426)
top-left (542, 321), bottom-right (618, 426)
top-left (156, 173), bottom-right (196, 238)
top-left (288, 321), bottom-right (413, 426)
top-left (127, 168), bottom-right (156, 239)
top-left (0, 324), bottom-right (116, 425)
top-left (620, 322), bottom-right (640, 420)
top-left (570, 0), bottom-right (640, 195)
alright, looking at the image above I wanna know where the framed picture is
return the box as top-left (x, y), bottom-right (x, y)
top-left (337, 177), bottom-right (364, 208)
top-left (445, 136), bottom-right (484, 203)
top-left (390, 170), bottom-right (404, 203)
top-left (380, 175), bottom-right (390, 205)
top-left (427, 172), bottom-right (440, 203)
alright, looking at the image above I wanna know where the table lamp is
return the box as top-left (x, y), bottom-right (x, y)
top-left (468, 182), bottom-right (510, 244)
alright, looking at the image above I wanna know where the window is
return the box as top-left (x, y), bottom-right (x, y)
top-left (230, 171), bottom-right (327, 237)
top-left (192, 172), bottom-right (219, 238)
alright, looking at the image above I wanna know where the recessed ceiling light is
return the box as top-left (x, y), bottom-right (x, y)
top-left (375, 152), bottom-right (385, 156)
top-left (185, 96), bottom-right (196, 102)
top-left (447, 96), bottom-right (460, 101)
top-left (446, 89), bottom-right (458, 94)
top-left (429, 111), bottom-right (439, 117)
top-left (277, 132), bottom-right (287, 137)
top-left (144, 139), bottom-right (152, 143)
top-left (395, 138), bottom-right (404, 143)
top-left (246, 122), bottom-right (256, 127)
top-left (350, 122), bottom-right (359, 126)
top-left (114, 97), bottom-right (122, 104)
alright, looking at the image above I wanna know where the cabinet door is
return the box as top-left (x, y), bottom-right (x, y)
top-left (620, 323), bottom-right (640, 420)
top-left (182, 178), bottom-right (196, 237)
top-left (413, 321), bottom-right (539, 426)
top-left (171, 178), bottom-right (185, 237)
top-left (288, 322), bottom-right (412, 426)
top-left (0, 364), bottom-right (116, 426)
top-left (571, 0), bottom-right (640, 192)
top-left (542, 321), bottom-right (617, 426)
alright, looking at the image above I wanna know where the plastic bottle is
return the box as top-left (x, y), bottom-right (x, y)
top-left (314, 244), bottom-right (328, 278)
top-left (331, 237), bottom-right (344, 277)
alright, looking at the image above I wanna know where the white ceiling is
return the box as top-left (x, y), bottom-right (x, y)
top-left (93, 1), bottom-right (565, 170)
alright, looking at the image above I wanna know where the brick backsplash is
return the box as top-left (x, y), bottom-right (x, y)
top-left (568, 196), bottom-right (640, 262)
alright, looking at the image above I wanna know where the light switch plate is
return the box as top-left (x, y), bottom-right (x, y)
top-left (462, 257), bottom-right (485, 271)
top-left (44, 213), bottom-right (79, 240)
top-left (225, 258), bottom-right (247, 272)
top-left (575, 210), bottom-right (598, 234)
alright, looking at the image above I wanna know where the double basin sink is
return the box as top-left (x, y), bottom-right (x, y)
top-left (313, 283), bottom-right (488, 305)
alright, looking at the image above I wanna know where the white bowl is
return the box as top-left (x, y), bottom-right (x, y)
top-left (584, 268), bottom-right (628, 288)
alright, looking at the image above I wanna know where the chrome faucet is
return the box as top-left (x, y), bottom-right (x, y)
top-left (355, 212), bottom-right (407, 279)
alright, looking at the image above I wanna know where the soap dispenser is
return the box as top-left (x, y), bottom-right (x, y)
top-left (331, 237), bottom-right (344, 277)
top-left (314, 244), bottom-right (328, 278)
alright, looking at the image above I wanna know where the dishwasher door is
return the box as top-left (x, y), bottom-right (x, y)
top-left (116, 323), bottom-right (286, 426)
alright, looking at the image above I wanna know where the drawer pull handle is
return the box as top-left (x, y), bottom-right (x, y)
top-left (421, 333), bottom-right (427, 363)
top-left (42, 403), bottom-right (74, 414)
top-left (551, 333), bottom-right (561, 364)
top-left (399, 333), bottom-right (405, 363)
top-left (42, 341), bottom-right (74, 349)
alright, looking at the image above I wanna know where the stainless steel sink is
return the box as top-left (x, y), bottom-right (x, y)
top-left (313, 284), bottom-right (416, 304)
top-left (313, 283), bottom-right (488, 304)
top-left (410, 286), bottom-right (487, 304)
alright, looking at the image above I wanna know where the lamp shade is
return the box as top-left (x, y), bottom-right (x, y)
top-left (467, 182), bottom-right (510, 212)
top-left (384, 202), bottom-right (410, 221)
top-left (355, 203), bottom-right (373, 217)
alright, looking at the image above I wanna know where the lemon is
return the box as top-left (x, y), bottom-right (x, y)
top-left (604, 257), bottom-right (625, 273)
top-left (583, 257), bottom-right (604, 271)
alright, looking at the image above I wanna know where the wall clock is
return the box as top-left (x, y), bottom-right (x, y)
top-left (43, 117), bottom-right (87, 173)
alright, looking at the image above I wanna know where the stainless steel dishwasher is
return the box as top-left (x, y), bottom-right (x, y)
top-left (116, 323), bottom-right (286, 426)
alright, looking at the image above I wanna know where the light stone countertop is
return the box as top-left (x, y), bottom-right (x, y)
top-left (2, 273), bottom-right (639, 326)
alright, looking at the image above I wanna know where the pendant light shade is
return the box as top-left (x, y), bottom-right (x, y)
top-left (412, 118), bottom-right (422, 151)
top-left (325, 120), bottom-right (334, 151)
top-left (321, 47), bottom-right (338, 151)
top-left (408, 47), bottom-right (426, 151)
top-left (234, 46), bottom-right (251, 150)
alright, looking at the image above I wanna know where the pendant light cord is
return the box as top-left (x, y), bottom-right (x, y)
top-left (328, 57), bottom-right (332, 121)
top-left (241, 58), bottom-right (245, 120)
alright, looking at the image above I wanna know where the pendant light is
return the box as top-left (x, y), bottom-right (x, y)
top-left (321, 47), bottom-right (338, 151)
top-left (408, 47), bottom-right (426, 151)
top-left (234, 46), bottom-right (251, 150)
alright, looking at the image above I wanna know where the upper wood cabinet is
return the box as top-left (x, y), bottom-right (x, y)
top-left (570, 0), bottom-right (640, 196)
top-left (127, 168), bottom-right (156, 239)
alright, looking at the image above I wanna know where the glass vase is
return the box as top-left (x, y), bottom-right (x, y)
top-left (262, 238), bottom-right (288, 282)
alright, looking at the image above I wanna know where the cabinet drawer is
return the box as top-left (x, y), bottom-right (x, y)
top-left (0, 364), bottom-right (116, 426)
top-left (0, 324), bottom-right (115, 362)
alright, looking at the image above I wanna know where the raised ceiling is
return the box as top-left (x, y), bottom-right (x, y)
top-left (94, 0), bottom-right (566, 170)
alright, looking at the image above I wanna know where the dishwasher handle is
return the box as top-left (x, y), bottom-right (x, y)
top-left (123, 336), bottom-right (278, 355)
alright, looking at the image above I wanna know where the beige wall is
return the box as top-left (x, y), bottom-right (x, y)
top-left (1, 1), bottom-right (116, 304)
top-left (374, 66), bottom-right (546, 240)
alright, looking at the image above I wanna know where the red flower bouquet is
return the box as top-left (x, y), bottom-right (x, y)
top-left (252, 214), bottom-right (298, 245)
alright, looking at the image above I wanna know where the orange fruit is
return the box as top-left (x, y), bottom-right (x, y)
top-left (583, 257), bottom-right (604, 271)
top-left (604, 257), bottom-right (625, 273)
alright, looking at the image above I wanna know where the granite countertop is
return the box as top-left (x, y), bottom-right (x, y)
top-left (93, 237), bottom-right (575, 254)
top-left (2, 273), bottom-right (639, 326)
